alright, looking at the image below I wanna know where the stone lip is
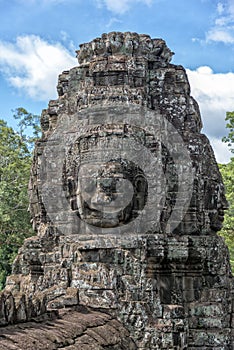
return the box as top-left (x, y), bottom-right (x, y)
top-left (76, 31), bottom-right (174, 65)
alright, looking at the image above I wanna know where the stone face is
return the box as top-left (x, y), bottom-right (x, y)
top-left (0, 32), bottom-right (233, 349)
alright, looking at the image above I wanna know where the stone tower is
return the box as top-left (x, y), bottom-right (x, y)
top-left (0, 32), bottom-right (233, 349)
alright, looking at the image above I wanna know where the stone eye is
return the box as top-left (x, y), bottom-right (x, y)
top-left (99, 178), bottom-right (116, 191)
top-left (83, 179), bottom-right (96, 193)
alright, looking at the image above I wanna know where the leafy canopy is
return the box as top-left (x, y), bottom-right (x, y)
top-left (0, 108), bottom-right (40, 289)
top-left (219, 111), bottom-right (234, 272)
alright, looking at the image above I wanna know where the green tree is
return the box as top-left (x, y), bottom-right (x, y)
top-left (219, 111), bottom-right (234, 272)
top-left (13, 107), bottom-right (41, 148)
top-left (0, 109), bottom-right (40, 289)
top-left (222, 111), bottom-right (234, 153)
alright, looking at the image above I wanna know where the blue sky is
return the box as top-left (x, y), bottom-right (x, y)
top-left (0, 0), bottom-right (234, 162)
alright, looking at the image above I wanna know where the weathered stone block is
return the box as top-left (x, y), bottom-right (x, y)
top-left (79, 289), bottom-right (118, 309)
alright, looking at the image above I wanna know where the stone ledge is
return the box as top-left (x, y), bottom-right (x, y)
top-left (0, 306), bottom-right (136, 350)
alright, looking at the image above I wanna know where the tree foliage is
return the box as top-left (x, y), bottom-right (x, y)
top-left (0, 109), bottom-right (40, 289)
top-left (222, 111), bottom-right (234, 153)
top-left (12, 107), bottom-right (41, 148)
top-left (219, 111), bottom-right (234, 272)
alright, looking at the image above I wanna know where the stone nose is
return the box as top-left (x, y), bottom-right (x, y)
top-left (90, 190), bottom-right (112, 205)
top-left (90, 180), bottom-right (115, 207)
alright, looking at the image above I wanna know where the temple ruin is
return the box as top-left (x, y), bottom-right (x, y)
top-left (0, 32), bottom-right (233, 349)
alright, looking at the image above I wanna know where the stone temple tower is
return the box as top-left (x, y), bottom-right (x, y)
top-left (0, 32), bottom-right (233, 349)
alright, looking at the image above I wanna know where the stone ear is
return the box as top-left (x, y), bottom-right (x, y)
top-left (67, 177), bottom-right (77, 198)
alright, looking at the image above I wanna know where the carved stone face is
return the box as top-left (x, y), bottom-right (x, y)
top-left (65, 130), bottom-right (148, 228)
top-left (61, 105), bottom-right (226, 236)
top-left (76, 159), bottom-right (147, 228)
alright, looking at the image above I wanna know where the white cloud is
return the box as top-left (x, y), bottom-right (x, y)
top-left (205, 0), bottom-right (234, 44)
top-left (217, 2), bottom-right (225, 15)
top-left (60, 30), bottom-right (76, 52)
top-left (96, 0), bottom-right (153, 14)
top-left (186, 66), bottom-right (234, 163)
top-left (228, 0), bottom-right (234, 16)
top-left (206, 28), bottom-right (234, 43)
top-left (106, 17), bottom-right (123, 28)
top-left (209, 137), bottom-right (232, 164)
top-left (0, 35), bottom-right (77, 100)
top-left (17, 0), bottom-right (70, 5)
top-left (60, 30), bottom-right (69, 42)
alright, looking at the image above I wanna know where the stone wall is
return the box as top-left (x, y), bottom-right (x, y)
top-left (0, 32), bottom-right (233, 349)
